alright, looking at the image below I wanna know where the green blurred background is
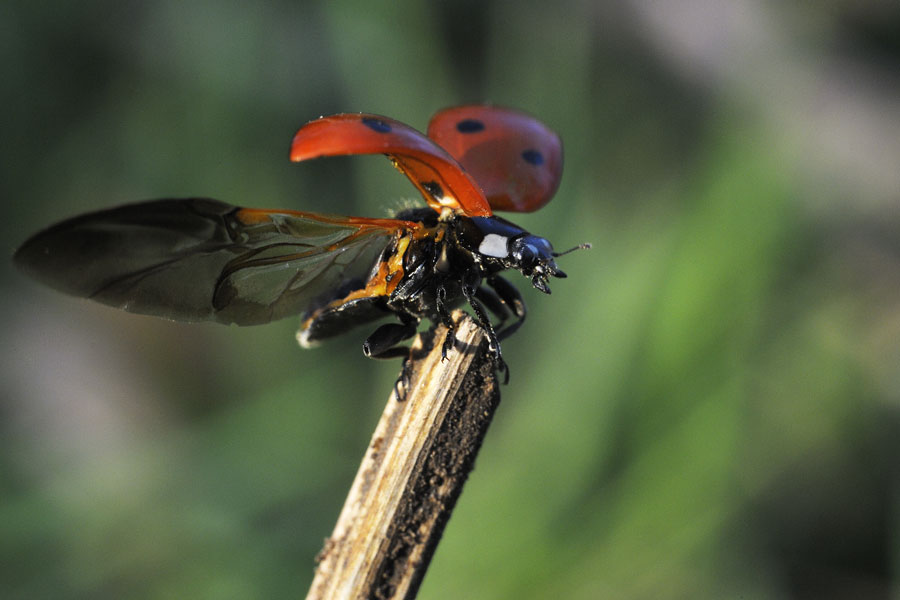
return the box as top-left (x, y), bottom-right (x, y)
top-left (3, 1), bottom-right (900, 598)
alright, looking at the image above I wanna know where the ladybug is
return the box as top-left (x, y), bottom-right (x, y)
top-left (14, 106), bottom-right (589, 376)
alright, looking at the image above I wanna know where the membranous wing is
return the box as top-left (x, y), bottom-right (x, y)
top-left (14, 198), bottom-right (418, 325)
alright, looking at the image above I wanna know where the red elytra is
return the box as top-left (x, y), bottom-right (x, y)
top-left (427, 105), bottom-right (563, 213)
top-left (289, 106), bottom-right (563, 216)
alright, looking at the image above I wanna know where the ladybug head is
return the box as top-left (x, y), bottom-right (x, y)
top-left (508, 235), bottom-right (591, 294)
top-left (468, 216), bottom-right (590, 294)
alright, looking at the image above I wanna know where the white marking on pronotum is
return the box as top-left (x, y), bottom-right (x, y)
top-left (479, 233), bottom-right (509, 258)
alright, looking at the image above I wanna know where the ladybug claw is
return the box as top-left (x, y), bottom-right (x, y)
top-left (441, 334), bottom-right (455, 361)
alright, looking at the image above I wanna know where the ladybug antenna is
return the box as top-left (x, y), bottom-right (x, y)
top-left (552, 242), bottom-right (592, 258)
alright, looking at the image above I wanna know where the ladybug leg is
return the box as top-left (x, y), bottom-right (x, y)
top-left (300, 295), bottom-right (392, 348)
top-left (486, 275), bottom-right (527, 341)
top-left (363, 314), bottom-right (419, 359)
top-left (393, 356), bottom-right (412, 402)
top-left (363, 314), bottom-right (418, 403)
top-left (463, 282), bottom-right (510, 383)
top-left (436, 284), bottom-right (458, 360)
top-left (473, 285), bottom-right (511, 330)
top-left (473, 284), bottom-right (509, 316)
top-left (464, 291), bottom-right (501, 354)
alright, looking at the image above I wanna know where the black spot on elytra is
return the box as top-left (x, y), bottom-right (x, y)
top-left (362, 117), bottom-right (391, 133)
top-left (456, 119), bottom-right (485, 133)
top-left (421, 181), bottom-right (444, 199)
top-left (521, 149), bottom-right (544, 166)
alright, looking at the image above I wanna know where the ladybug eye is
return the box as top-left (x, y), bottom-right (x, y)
top-left (518, 245), bottom-right (538, 268)
top-left (509, 237), bottom-right (540, 270)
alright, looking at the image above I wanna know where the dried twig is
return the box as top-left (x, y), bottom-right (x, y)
top-left (306, 312), bottom-right (500, 600)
